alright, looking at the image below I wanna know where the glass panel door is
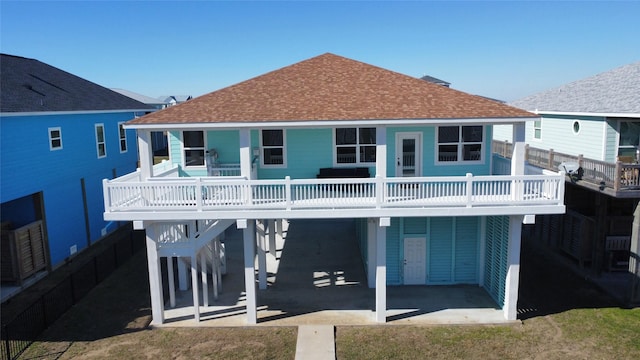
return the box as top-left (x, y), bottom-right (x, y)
top-left (396, 133), bottom-right (421, 177)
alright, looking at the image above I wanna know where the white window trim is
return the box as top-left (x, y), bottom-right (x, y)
top-left (435, 125), bottom-right (485, 165)
top-left (48, 127), bottom-right (62, 151)
top-left (95, 123), bottom-right (106, 158)
top-left (181, 130), bottom-right (207, 169)
top-left (533, 119), bottom-right (542, 141)
top-left (259, 129), bottom-right (287, 168)
top-left (118, 122), bottom-right (128, 153)
top-left (332, 127), bottom-right (377, 167)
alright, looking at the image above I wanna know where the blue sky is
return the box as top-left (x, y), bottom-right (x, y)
top-left (1, 1), bottom-right (639, 102)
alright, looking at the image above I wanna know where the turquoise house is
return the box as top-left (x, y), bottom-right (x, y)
top-left (103, 53), bottom-right (566, 324)
top-left (0, 54), bottom-right (152, 285)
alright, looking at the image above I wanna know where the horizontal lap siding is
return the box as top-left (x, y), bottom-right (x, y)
top-left (207, 130), bottom-right (240, 163)
top-left (1, 113), bottom-right (138, 266)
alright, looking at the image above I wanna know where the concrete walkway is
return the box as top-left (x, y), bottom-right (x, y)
top-left (295, 325), bottom-right (335, 360)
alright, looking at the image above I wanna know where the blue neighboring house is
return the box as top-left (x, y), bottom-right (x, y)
top-left (103, 53), bottom-right (566, 325)
top-left (0, 54), bottom-right (153, 284)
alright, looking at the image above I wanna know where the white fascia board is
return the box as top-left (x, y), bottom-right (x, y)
top-left (532, 110), bottom-right (640, 118)
top-left (124, 117), bottom-right (537, 130)
top-left (104, 204), bottom-right (565, 222)
top-left (0, 109), bottom-right (155, 117)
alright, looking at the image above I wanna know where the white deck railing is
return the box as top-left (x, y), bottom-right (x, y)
top-left (103, 173), bottom-right (565, 214)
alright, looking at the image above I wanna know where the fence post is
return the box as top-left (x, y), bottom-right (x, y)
top-left (548, 149), bottom-right (555, 170)
top-left (614, 161), bottom-right (622, 192)
top-left (577, 154), bottom-right (584, 169)
top-left (465, 173), bottom-right (473, 208)
top-left (285, 176), bottom-right (292, 210)
top-left (524, 144), bottom-right (530, 162)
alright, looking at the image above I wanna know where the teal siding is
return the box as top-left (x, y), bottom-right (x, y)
top-left (386, 218), bottom-right (402, 285)
top-left (429, 217), bottom-right (453, 283)
top-left (484, 216), bottom-right (509, 306)
top-left (169, 131), bottom-right (182, 168)
top-left (404, 217), bottom-right (426, 234)
top-left (382, 216), bottom-right (482, 286)
top-left (454, 217), bottom-right (479, 283)
top-left (387, 126), bottom-right (492, 177)
top-left (207, 130), bottom-right (240, 163)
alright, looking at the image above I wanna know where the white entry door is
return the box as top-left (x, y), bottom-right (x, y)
top-left (396, 133), bottom-right (421, 177)
top-left (403, 237), bottom-right (426, 285)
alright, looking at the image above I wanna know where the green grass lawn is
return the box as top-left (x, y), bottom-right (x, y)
top-left (17, 244), bottom-right (640, 359)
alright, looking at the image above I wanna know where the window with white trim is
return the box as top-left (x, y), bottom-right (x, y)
top-left (335, 127), bottom-right (376, 164)
top-left (260, 129), bottom-right (286, 166)
top-left (95, 124), bottom-right (106, 158)
top-left (437, 125), bottom-right (483, 163)
top-left (183, 131), bottom-right (205, 167)
top-left (533, 119), bottom-right (542, 139)
top-left (118, 122), bottom-right (127, 153)
top-left (48, 127), bottom-right (62, 150)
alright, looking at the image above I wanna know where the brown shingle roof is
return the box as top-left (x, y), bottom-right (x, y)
top-left (130, 53), bottom-right (534, 125)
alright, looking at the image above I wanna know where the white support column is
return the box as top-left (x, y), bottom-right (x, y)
top-left (367, 218), bottom-right (377, 288)
top-left (191, 253), bottom-right (200, 322)
top-left (145, 225), bottom-right (165, 325)
top-left (201, 251), bottom-right (209, 307)
top-left (376, 126), bottom-right (387, 177)
top-left (137, 129), bottom-right (154, 179)
top-left (268, 219), bottom-right (276, 257)
top-left (215, 237), bottom-right (223, 294)
top-left (511, 122), bottom-right (526, 176)
top-left (376, 217), bottom-right (390, 323)
top-left (212, 239), bottom-right (219, 299)
top-left (240, 128), bottom-right (252, 179)
top-left (276, 219), bottom-right (284, 241)
top-left (257, 220), bottom-right (268, 290)
top-left (242, 220), bottom-right (258, 324)
top-left (177, 257), bottom-right (189, 291)
top-left (504, 215), bottom-right (523, 321)
top-left (167, 256), bottom-right (176, 308)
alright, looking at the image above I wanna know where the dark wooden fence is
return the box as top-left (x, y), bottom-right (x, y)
top-left (1, 226), bottom-right (144, 360)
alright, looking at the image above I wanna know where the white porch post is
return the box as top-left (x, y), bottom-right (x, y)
top-left (257, 220), bottom-right (268, 290)
top-left (511, 122), bottom-right (526, 176)
top-left (268, 219), bottom-right (276, 257)
top-left (376, 217), bottom-right (390, 323)
top-left (145, 224), bottom-right (165, 325)
top-left (138, 129), bottom-right (154, 179)
top-left (167, 256), bottom-right (176, 308)
top-left (504, 215), bottom-right (523, 320)
top-left (201, 251), bottom-right (209, 307)
top-left (191, 253), bottom-right (200, 322)
top-left (177, 258), bottom-right (189, 290)
top-left (240, 219), bottom-right (258, 324)
top-left (240, 128), bottom-right (252, 179)
top-left (367, 218), bottom-right (377, 288)
top-left (376, 126), bottom-right (387, 177)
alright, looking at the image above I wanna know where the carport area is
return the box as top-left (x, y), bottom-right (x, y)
top-left (160, 219), bottom-right (507, 326)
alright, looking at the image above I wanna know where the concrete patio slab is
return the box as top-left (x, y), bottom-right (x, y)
top-left (157, 219), bottom-right (510, 327)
